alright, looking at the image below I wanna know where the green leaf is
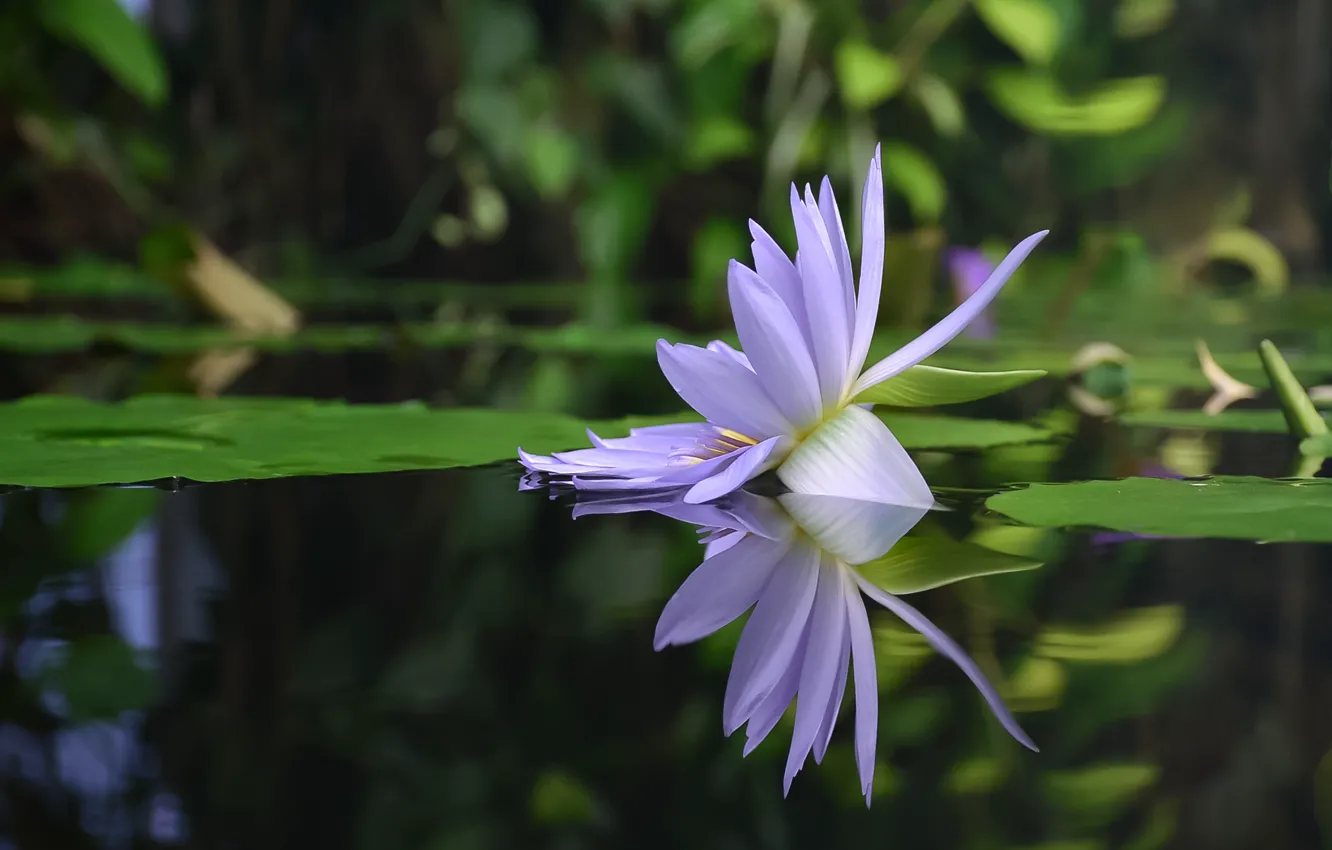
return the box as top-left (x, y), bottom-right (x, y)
top-left (1035, 606), bottom-right (1184, 663)
top-left (854, 365), bottom-right (1047, 407)
top-left (1205, 228), bottom-right (1289, 294)
top-left (986, 71), bottom-right (1165, 136)
top-left (523, 126), bottom-right (579, 199)
top-left (834, 41), bottom-right (903, 110)
top-left (973, 0), bottom-right (1062, 65)
top-left (879, 142), bottom-right (947, 224)
top-left (58, 488), bottom-right (161, 562)
top-left (986, 476), bottom-right (1332, 542)
top-left (690, 217), bottom-right (747, 317)
top-left (1259, 339), bottom-right (1327, 441)
top-left (911, 74), bottom-right (966, 137)
top-left (878, 413), bottom-right (1054, 450)
top-left (39, 0), bottom-right (168, 107)
top-left (1115, 0), bottom-right (1175, 38)
top-left (1122, 408), bottom-right (1330, 435)
top-left (40, 636), bottom-right (159, 721)
top-left (685, 116), bottom-right (754, 170)
top-left (1044, 764), bottom-right (1160, 827)
top-left (857, 534), bottom-right (1042, 595)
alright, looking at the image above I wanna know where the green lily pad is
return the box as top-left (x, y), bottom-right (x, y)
top-left (880, 413), bottom-right (1054, 450)
top-left (857, 533), bottom-right (1042, 595)
top-left (986, 476), bottom-right (1332, 542)
top-left (1121, 409), bottom-right (1299, 434)
top-left (854, 365), bottom-right (1047, 407)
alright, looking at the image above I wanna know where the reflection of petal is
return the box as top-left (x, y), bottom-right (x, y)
top-left (779, 493), bottom-right (928, 564)
top-left (683, 435), bottom-right (791, 504)
top-left (844, 569), bottom-right (878, 803)
top-left (654, 534), bottom-right (789, 649)
top-left (855, 575), bottom-right (1038, 752)
top-left (778, 405), bottom-right (933, 508)
top-left (784, 556), bottom-right (849, 795)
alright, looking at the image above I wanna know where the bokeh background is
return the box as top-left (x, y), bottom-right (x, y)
top-left (2, 0), bottom-right (1332, 848)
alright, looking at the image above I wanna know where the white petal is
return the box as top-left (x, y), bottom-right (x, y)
top-left (776, 405), bottom-right (933, 508)
top-left (778, 493), bottom-right (929, 565)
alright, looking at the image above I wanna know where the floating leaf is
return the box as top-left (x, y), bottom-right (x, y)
top-left (878, 413), bottom-right (1054, 450)
top-left (1122, 408), bottom-right (1326, 435)
top-left (834, 41), bottom-right (903, 110)
top-left (39, 0), bottom-right (168, 107)
top-left (880, 142), bottom-right (947, 224)
top-left (986, 71), bottom-right (1165, 136)
top-left (973, 0), bottom-right (1062, 65)
top-left (987, 476), bottom-right (1332, 542)
top-left (854, 365), bottom-right (1046, 407)
top-left (1204, 228), bottom-right (1288, 294)
top-left (857, 534), bottom-right (1042, 595)
top-left (1259, 339), bottom-right (1327, 441)
top-left (1036, 607), bottom-right (1183, 663)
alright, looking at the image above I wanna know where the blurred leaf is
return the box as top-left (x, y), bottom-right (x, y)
top-left (1036, 607), bottom-right (1183, 663)
top-left (968, 524), bottom-right (1054, 559)
top-left (858, 535), bottom-right (1042, 595)
top-left (854, 365), bottom-right (1046, 407)
top-left (1044, 764), bottom-right (1160, 827)
top-left (878, 413), bottom-right (1054, 450)
top-left (880, 143), bottom-right (947, 224)
top-left (671, 0), bottom-right (760, 69)
top-left (945, 757), bottom-right (1007, 795)
top-left (1317, 748), bottom-right (1332, 848)
top-left (467, 185), bottom-right (509, 241)
top-left (523, 127), bottom-right (579, 199)
top-left (58, 489), bottom-right (160, 562)
top-left (690, 217), bottom-right (746, 318)
top-left (1062, 105), bottom-right (1190, 194)
top-left (39, 0), bottom-right (168, 107)
top-left (1115, 0), bottom-right (1175, 37)
top-left (685, 116), bottom-right (754, 170)
top-left (588, 55), bottom-right (680, 141)
top-left (990, 476), bottom-right (1332, 542)
top-left (456, 86), bottom-right (526, 165)
top-left (530, 772), bottom-right (598, 824)
top-left (834, 41), bottom-right (903, 110)
top-left (462, 1), bottom-right (537, 80)
top-left (377, 631), bottom-right (473, 712)
top-left (1123, 801), bottom-right (1179, 850)
top-left (576, 171), bottom-right (655, 278)
top-left (974, 0), bottom-right (1062, 65)
top-left (1203, 228), bottom-right (1289, 295)
top-left (986, 71), bottom-right (1165, 135)
top-left (1259, 339), bottom-right (1327, 443)
top-left (911, 74), bottom-right (966, 137)
top-left (1005, 655), bottom-right (1067, 713)
top-left (41, 636), bottom-right (159, 721)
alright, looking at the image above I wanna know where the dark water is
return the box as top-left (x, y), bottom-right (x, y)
top-left (0, 456), bottom-right (1328, 850)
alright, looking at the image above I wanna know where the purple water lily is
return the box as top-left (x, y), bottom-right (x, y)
top-left (573, 489), bottom-right (1036, 805)
top-left (947, 247), bottom-right (997, 339)
top-left (520, 148), bottom-right (1048, 504)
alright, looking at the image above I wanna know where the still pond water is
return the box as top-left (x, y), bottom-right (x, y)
top-left (1, 419), bottom-right (1328, 850)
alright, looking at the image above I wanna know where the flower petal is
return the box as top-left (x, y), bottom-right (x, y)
top-left (778, 493), bottom-right (929, 565)
top-left (728, 261), bottom-right (823, 429)
top-left (706, 339), bottom-right (753, 371)
top-left (749, 220), bottom-right (809, 342)
top-left (848, 146), bottom-right (884, 383)
top-left (791, 185), bottom-right (852, 408)
top-left (813, 621), bottom-right (850, 764)
top-left (816, 176), bottom-right (856, 332)
top-left (742, 633), bottom-right (804, 756)
top-left (854, 230), bottom-right (1049, 394)
top-left (723, 540), bottom-right (820, 734)
top-left (654, 534), bottom-right (789, 650)
top-left (683, 435), bottom-right (791, 504)
top-left (784, 555), bottom-right (849, 795)
top-left (855, 575), bottom-right (1038, 752)
top-left (657, 340), bottom-right (793, 439)
top-left (845, 569), bottom-right (878, 805)
top-left (776, 405), bottom-right (933, 508)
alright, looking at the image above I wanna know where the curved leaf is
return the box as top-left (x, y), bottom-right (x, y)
top-left (854, 364), bottom-right (1047, 407)
top-left (974, 0), bottom-right (1062, 65)
top-left (857, 535), bottom-right (1042, 595)
top-left (1204, 228), bottom-right (1289, 294)
top-left (986, 71), bottom-right (1165, 136)
top-left (834, 41), bottom-right (903, 110)
top-left (39, 0), bottom-right (168, 107)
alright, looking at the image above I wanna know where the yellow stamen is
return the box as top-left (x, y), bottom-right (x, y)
top-left (716, 429), bottom-right (758, 446)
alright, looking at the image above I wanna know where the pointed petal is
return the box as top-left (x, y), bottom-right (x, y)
top-left (723, 540), bottom-right (820, 733)
top-left (855, 576), bottom-right (1038, 752)
top-left (813, 622), bottom-right (851, 764)
top-left (778, 493), bottom-right (928, 565)
top-left (844, 570), bottom-right (878, 804)
top-left (654, 534), bottom-right (789, 650)
top-left (848, 146), bottom-right (884, 382)
top-left (816, 176), bottom-right (856, 327)
top-left (683, 435), bottom-right (791, 504)
top-left (791, 185), bottom-right (852, 408)
top-left (657, 340), bottom-right (792, 439)
top-left (706, 339), bottom-right (753, 371)
top-left (784, 555), bottom-right (849, 795)
top-left (728, 261), bottom-right (823, 429)
top-left (776, 405), bottom-right (933, 508)
top-left (749, 221), bottom-right (810, 341)
top-left (854, 230), bottom-right (1049, 394)
top-left (742, 636), bottom-right (804, 756)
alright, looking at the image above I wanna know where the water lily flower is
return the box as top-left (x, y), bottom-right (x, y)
top-left (520, 148), bottom-right (1048, 504)
top-left (946, 247), bottom-right (997, 339)
top-left (573, 489), bottom-right (1036, 805)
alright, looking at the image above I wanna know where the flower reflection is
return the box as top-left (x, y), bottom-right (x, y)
top-left (573, 489), bottom-right (1036, 805)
